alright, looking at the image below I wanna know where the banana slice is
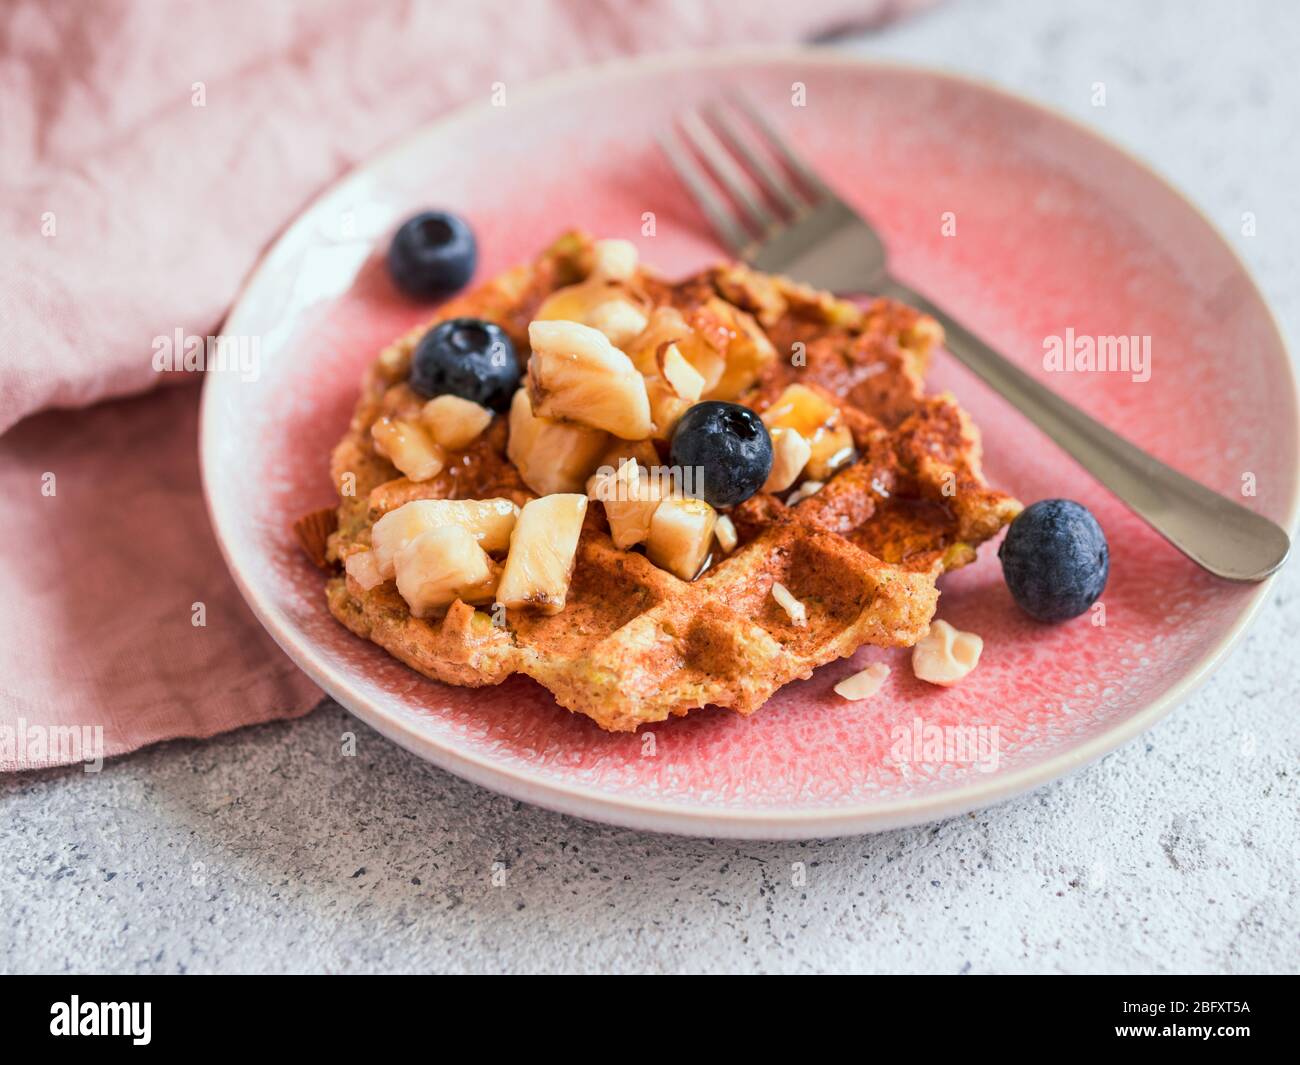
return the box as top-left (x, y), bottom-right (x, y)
top-left (506, 388), bottom-right (609, 495)
top-left (496, 494), bottom-right (589, 615)
top-left (370, 416), bottom-right (446, 482)
top-left (763, 427), bottom-right (812, 493)
top-left (590, 459), bottom-right (665, 549)
top-left (371, 498), bottom-right (519, 578)
top-left (393, 526), bottom-right (499, 618)
top-left (421, 394), bottom-right (493, 451)
top-left (645, 496), bottom-right (717, 580)
top-left (527, 320), bottom-right (653, 439)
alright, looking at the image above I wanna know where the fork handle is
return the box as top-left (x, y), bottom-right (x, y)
top-left (880, 276), bottom-right (1291, 582)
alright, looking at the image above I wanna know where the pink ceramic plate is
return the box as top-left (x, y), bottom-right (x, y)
top-left (201, 49), bottom-right (1298, 838)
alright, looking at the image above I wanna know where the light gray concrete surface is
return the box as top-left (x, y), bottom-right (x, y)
top-left (3, 0), bottom-right (1297, 974)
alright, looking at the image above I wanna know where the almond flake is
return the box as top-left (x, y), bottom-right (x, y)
top-left (771, 581), bottom-right (807, 627)
top-left (785, 479), bottom-right (824, 506)
top-left (660, 343), bottom-right (705, 401)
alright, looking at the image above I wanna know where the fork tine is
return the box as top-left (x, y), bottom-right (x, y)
top-left (677, 110), bottom-right (778, 234)
top-left (656, 131), bottom-right (752, 255)
top-left (725, 90), bottom-right (833, 201)
top-left (701, 101), bottom-right (808, 216)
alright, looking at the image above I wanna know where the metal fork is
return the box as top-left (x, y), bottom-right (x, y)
top-left (658, 94), bottom-right (1291, 582)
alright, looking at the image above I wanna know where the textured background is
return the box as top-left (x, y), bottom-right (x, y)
top-left (4, 0), bottom-right (1297, 974)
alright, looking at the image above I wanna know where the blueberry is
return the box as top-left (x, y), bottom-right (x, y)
top-left (409, 318), bottom-right (520, 411)
top-left (386, 210), bottom-right (477, 299)
top-left (998, 499), bottom-right (1109, 622)
top-left (669, 401), bottom-right (773, 508)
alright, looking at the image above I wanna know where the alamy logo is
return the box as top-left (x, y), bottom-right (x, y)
top-left (49, 996), bottom-right (151, 1045)
top-left (0, 718), bottom-right (103, 772)
top-left (151, 327), bottom-right (261, 382)
top-left (589, 462), bottom-right (703, 500)
top-left (1042, 327), bottom-right (1151, 383)
top-left (890, 717), bottom-right (1000, 774)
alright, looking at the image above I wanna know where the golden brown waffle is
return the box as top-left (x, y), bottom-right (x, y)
top-left (317, 233), bottom-right (1020, 732)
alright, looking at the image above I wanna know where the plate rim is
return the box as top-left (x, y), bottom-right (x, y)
top-left (200, 45), bottom-right (1300, 839)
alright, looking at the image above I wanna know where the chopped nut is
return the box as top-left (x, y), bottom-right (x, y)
top-left (912, 619), bottom-right (983, 687)
top-left (785, 480), bottom-right (824, 507)
top-left (526, 320), bottom-right (653, 439)
top-left (376, 338), bottom-right (413, 381)
top-left (627, 306), bottom-right (725, 392)
top-left (833, 663), bottom-right (890, 701)
top-left (293, 507), bottom-right (337, 570)
top-left (370, 416), bottom-right (446, 482)
top-left (344, 550), bottom-right (385, 591)
top-left (715, 513), bottom-right (738, 554)
top-left (421, 394), bottom-right (493, 451)
top-left (625, 305), bottom-right (686, 373)
top-left (771, 581), bottom-right (807, 627)
top-left (590, 238), bottom-right (638, 282)
top-left (763, 426), bottom-right (811, 493)
top-left (587, 299), bottom-right (648, 348)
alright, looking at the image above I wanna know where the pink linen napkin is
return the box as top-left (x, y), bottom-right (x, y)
top-left (0, 0), bottom-right (925, 770)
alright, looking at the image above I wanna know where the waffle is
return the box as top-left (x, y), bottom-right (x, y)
top-left (311, 232), bottom-right (1020, 732)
